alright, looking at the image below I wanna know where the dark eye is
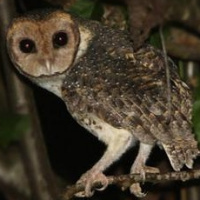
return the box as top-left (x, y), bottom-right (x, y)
top-left (19, 39), bottom-right (36, 53)
top-left (53, 31), bottom-right (68, 49)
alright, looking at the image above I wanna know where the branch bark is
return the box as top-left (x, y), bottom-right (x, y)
top-left (61, 169), bottom-right (200, 200)
top-left (125, 0), bottom-right (200, 50)
top-left (165, 27), bottom-right (200, 60)
top-left (0, 0), bottom-right (58, 199)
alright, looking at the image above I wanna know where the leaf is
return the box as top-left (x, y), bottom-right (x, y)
top-left (69, 0), bottom-right (103, 20)
top-left (0, 113), bottom-right (30, 148)
top-left (149, 26), bottom-right (170, 49)
top-left (149, 30), bottom-right (161, 48)
top-left (193, 80), bottom-right (200, 142)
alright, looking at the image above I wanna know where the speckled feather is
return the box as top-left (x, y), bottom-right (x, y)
top-left (62, 19), bottom-right (198, 171)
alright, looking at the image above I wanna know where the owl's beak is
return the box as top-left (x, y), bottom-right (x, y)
top-left (45, 60), bottom-right (51, 73)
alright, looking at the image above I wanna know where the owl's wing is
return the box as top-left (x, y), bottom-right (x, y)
top-left (97, 64), bottom-right (198, 171)
top-left (62, 45), bottom-right (199, 171)
top-left (106, 75), bottom-right (198, 171)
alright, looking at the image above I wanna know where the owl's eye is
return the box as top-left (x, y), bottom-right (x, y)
top-left (19, 39), bottom-right (36, 53)
top-left (53, 31), bottom-right (68, 49)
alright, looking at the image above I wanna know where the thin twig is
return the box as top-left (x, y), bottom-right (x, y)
top-left (159, 26), bottom-right (172, 122)
top-left (61, 169), bottom-right (200, 200)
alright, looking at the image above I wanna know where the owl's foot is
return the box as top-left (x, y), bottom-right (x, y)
top-left (130, 165), bottom-right (160, 197)
top-left (130, 183), bottom-right (146, 198)
top-left (75, 170), bottom-right (108, 197)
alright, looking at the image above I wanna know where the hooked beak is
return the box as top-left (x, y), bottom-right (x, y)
top-left (45, 60), bottom-right (51, 73)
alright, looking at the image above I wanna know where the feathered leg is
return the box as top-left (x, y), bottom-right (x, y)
top-left (130, 143), bottom-right (159, 197)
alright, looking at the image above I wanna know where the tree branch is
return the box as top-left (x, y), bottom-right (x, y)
top-left (165, 27), bottom-right (200, 61)
top-left (0, 0), bottom-right (58, 199)
top-left (61, 169), bottom-right (200, 200)
top-left (125, 0), bottom-right (200, 49)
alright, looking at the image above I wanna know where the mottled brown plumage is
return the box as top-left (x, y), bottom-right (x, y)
top-left (7, 9), bottom-right (199, 197)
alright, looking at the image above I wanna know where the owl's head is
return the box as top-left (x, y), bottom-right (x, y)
top-left (7, 10), bottom-right (81, 77)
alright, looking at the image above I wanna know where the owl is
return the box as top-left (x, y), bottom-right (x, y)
top-left (7, 9), bottom-right (199, 197)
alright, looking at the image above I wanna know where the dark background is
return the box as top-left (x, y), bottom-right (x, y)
top-left (1, 0), bottom-right (200, 200)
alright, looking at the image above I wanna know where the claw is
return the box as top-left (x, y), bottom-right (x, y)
top-left (75, 190), bottom-right (94, 198)
top-left (130, 183), bottom-right (147, 198)
top-left (130, 165), bottom-right (160, 197)
top-left (75, 170), bottom-right (108, 197)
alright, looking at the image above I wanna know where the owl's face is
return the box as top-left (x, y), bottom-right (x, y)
top-left (7, 11), bottom-right (80, 77)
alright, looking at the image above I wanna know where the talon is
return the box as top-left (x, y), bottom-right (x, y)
top-left (75, 170), bottom-right (108, 197)
top-left (95, 178), bottom-right (109, 191)
top-left (143, 166), bottom-right (160, 174)
top-left (75, 190), bottom-right (93, 198)
top-left (130, 183), bottom-right (147, 198)
top-left (130, 165), bottom-right (160, 197)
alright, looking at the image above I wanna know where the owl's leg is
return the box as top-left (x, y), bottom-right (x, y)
top-left (130, 143), bottom-right (159, 197)
top-left (76, 132), bottom-right (134, 197)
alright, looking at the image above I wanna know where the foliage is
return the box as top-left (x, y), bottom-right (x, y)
top-left (149, 26), bottom-right (170, 49)
top-left (193, 80), bottom-right (200, 142)
top-left (69, 0), bottom-right (103, 20)
top-left (0, 113), bottom-right (30, 147)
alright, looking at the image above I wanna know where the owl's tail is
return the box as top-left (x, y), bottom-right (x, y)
top-left (162, 139), bottom-right (199, 171)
